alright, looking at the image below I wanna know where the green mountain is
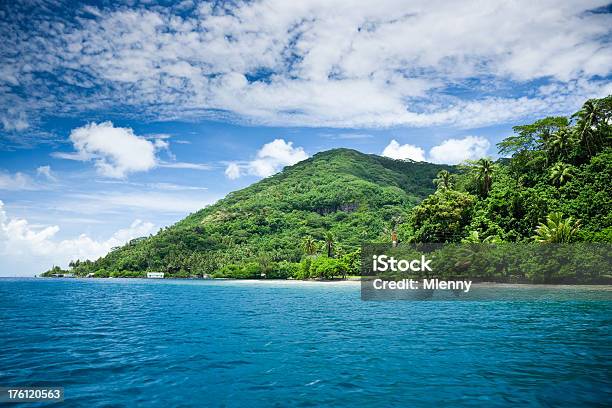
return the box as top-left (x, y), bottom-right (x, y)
top-left (58, 148), bottom-right (453, 278)
top-left (43, 96), bottom-right (612, 283)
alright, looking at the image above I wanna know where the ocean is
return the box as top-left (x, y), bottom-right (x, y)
top-left (0, 278), bottom-right (610, 407)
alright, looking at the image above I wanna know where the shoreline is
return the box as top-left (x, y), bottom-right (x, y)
top-left (7, 277), bottom-right (612, 289)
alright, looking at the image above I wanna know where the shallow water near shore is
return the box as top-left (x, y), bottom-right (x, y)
top-left (1, 278), bottom-right (610, 407)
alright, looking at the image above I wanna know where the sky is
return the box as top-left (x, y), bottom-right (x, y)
top-left (1, 0), bottom-right (611, 276)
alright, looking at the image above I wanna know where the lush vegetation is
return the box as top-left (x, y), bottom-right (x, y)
top-left (364, 242), bottom-right (611, 284)
top-left (44, 149), bottom-right (450, 279)
top-left (43, 96), bottom-right (612, 282)
top-left (397, 95), bottom-right (612, 246)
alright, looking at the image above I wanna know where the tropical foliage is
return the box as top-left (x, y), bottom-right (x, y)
top-left (43, 96), bottom-right (612, 283)
top-left (45, 149), bottom-right (450, 279)
top-left (433, 170), bottom-right (453, 190)
top-left (533, 212), bottom-right (581, 243)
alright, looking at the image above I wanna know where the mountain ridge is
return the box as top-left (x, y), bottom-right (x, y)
top-left (51, 148), bottom-right (453, 277)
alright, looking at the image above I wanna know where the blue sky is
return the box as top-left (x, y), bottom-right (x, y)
top-left (1, 0), bottom-right (611, 275)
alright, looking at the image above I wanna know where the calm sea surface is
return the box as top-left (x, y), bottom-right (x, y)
top-left (0, 278), bottom-right (610, 407)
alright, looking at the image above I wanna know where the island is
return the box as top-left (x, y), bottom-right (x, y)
top-left (43, 96), bottom-right (612, 284)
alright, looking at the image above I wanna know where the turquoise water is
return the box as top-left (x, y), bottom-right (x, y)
top-left (0, 279), bottom-right (610, 407)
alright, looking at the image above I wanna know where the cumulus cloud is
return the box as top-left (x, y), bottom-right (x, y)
top-left (429, 136), bottom-right (491, 164)
top-left (61, 122), bottom-right (159, 178)
top-left (382, 140), bottom-right (426, 161)
top-left (250, 139), bottom-right (309, 177)
top-left (53, 122), bottom-right (212, 176)
top-left (225, 139), bottom-right (308, 179)
top-left (0, 1), bottom-right (610, 132)
top-left (382, 136), bottom-right (491, 164)
top-left (0, 200), bottom-right (155, 276)
top-left (225, 163), bottom-right (241, 180)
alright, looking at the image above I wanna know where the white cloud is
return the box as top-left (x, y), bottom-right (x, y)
top-left (154, 138), bottom-right (170, 150)
top-left (0, 171), bottom-right (39, 190)
top-left (382, 140), bottom-right (426, 161)
top-left (144, 133), bottom-right (172, 140)
top-left (251, 139), bottom-right (309, 177)
top-left (1, 1), bottom-right (610, 131)
top-left (320, 132), bottom-right (374, 140)
top-left (36, 165), bottom-right (56, 181)
top-left (225, 163), bottom-right (241, 180)
top-left (0, 108), bottom-right (29, 131)
top-left (225, 139), bottom-right (309, 179)
top-left (148, 182), bottom-right (207, 191)
top-left (62, 121), bottom-right (161, 178)
top-left (56, 121), bottom-right (211, 178)
top-left (50, 151), bottom-right (90, 161)
top-left (0, 200), bottom-right (155, 276)
top-left (382, 135), bottom-right (491, 164)
top-left (336, 133), bottom-right (374, 140)
top-left (67, 191), bottom-right (217, 214)
top-left (158, 162), bottom-right (212, 170)
top-left (53, 129), bottom-right (208, 173)
top-left (428, 136), bottom-right (491, 164)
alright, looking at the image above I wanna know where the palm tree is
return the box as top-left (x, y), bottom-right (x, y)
top-left (302, 236), bottom-right (317, 256)
top-left (547, 126), bottom-right (573, 161)
top-left (324, 232), bottom-right (335, 258)
top-left (574, 99), bottom-right (604, 156)
top-left (549, 162), bottom-right (575, 186)
top-left (471, 158), bottom-right (494, 197)
top-left (533, 212), bottom-right (581, 243)
top-left (433, 170), bottom-right (453, 190)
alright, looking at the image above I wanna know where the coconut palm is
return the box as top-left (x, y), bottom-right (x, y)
top-left (574, 99), bottom-right (604, 156)
top-left (324, 232), bottom-right (335, 258)
top-left (533, 212), bottom-right (581, 243)
top-left (471, 158), bottom-right (494, 197)
top-left (433, 170), bottom-right (453, 190)
top-left (302, 236), bottom-right (317, 256)
top-left (549, 162), bottom-right (575, 186)
top-left (547, 126), bottom-right (573, 161)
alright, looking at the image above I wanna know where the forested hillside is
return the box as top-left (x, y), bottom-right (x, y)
top-left (43, 96), bottom-right (612, 281)
top-left (400, 96), bottom-right (612, 245)
top-left (46, 149), bottom-right (451, 278)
